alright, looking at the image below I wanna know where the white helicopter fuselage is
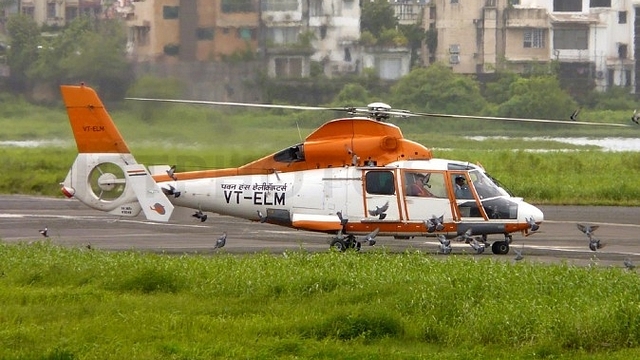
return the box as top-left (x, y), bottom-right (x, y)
top-left (161, 158), bottom-right (543, 238)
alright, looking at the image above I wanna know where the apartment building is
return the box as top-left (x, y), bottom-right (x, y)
top-left (18, 0), bottom-right (102, 26)
top-left (428, 0), bottom-right (637, 91)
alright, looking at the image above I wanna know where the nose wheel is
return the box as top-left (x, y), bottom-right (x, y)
top-left (491, 240), bottom-right (510, 255)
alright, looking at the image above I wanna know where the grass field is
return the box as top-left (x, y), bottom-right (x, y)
top-left (2, 242), bottom-right (640, 359)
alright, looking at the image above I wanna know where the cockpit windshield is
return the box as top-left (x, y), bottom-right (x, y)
top-left (468, 170), bottom-right (510, 199)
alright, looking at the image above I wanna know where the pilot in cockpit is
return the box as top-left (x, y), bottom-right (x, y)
top-left (454, 176), bottom-right (473, 199)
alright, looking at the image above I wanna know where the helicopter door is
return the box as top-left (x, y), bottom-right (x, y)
top-left (363, 169), bottom-right (401, 221)
top-left (403, 171), bottom-right (453, 222)
top-left (450, 173), bottom-right (484, 220)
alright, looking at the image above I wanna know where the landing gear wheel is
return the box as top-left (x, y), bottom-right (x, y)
top-left (492, 241), bottom-right (510, 255)
top-left (330, 239), bottom-right (346, 252)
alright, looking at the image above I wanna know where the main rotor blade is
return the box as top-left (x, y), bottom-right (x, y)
top-left (413, 112), bottom-right (636, 128)
top-left (126, 97), bottom-right (344, 112)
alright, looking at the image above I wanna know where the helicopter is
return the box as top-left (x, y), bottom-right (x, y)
top-left (59, 84), bottom-right (635, 254)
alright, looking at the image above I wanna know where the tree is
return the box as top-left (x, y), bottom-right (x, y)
top-left (331, 83), bottom-right (370, 106)
top-left (496, 75), bottom-right (577, 120)
top-left (398, 24), bottom-right (427, 67)
top-left (28, 17), bottom-right (132, 100)
top-left (59, 19), bottom-right (132, 99)
top-left (6, 14), bottom-right (41, 92)
top-left (361, 0), bottom-right (397, 38)
top-left (389, 63), bottom-right (486, 114)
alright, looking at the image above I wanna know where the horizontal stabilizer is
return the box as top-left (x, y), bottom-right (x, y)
top-left (124, 164), bottom-right (174, 222)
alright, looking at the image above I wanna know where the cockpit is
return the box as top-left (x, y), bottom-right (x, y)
top-left (453, 169), bottom-right (518, 220)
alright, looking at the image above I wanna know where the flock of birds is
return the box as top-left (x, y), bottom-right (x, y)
top-left (35, 215), bottom-right (634, 269)
top-left (428, 221), bottom-right (635, 270)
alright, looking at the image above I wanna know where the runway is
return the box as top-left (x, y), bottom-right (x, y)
top-left (1, 195), bottom-right (639, 267)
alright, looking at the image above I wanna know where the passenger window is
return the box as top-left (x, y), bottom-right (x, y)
top-left (366, 171), bottom-right (395, 195)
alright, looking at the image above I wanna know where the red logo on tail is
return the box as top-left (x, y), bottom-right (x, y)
top-left (150, 203), bottom-right (166, 215)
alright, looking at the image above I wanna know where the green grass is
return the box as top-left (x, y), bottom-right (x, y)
top-left (1, 102), bottom-right (640, 204)
top-left (1, 242), bottom-right (640, 359)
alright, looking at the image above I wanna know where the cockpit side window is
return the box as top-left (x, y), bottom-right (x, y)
top-left (273, 143), bottom-right (305, 163)
top-left (366, 171), bottom-right (395, 195)
top-left (469, 170), bottom-right (504, 199)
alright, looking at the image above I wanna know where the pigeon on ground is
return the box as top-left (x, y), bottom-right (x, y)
top-left (39, 227), bottom-right (49, 237)
top-left (469, 239), bottom-right (485, 254)
top-left (588, 236), bottom-right (604, 252)
top-left (368, 201), bottom-right (389, 220)
top-left (214, 232), bottom-right (227, 249)
top-left (437, 234), bottom-right (452, 254)
top-left (624, 258), bottom-right (635, 270)
top-left (632, 110), bottom-right (639, 125)
top-left (577, 223), bottom-right (604, 251)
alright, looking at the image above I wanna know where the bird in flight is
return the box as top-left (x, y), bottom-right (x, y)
top-left (368, 201), bottom-right (389, 220)
top-left (570, 108), bottom-right (581, 121)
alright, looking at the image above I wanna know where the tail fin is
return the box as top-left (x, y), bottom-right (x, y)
top-left (60, 85), bottom-right (130, 154)
top-left (60, 84), bottom-right (174, 222)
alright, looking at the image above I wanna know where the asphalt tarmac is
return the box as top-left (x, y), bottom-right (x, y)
top-left (1, 195), bottom-right (639, 267)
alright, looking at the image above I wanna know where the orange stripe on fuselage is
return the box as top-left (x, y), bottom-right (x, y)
top-left (60, 85), bottom-right (130, 154)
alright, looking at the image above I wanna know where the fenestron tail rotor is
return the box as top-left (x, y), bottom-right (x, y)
top-left (88, 162), bottom-right (127, 201)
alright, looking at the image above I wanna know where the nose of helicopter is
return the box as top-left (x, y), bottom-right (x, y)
top-left (520, 201), bottom-right (544, 223)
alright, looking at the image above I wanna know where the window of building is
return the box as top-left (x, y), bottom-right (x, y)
top-left (275, 57), bottom-right (303, 78)
top-left (366, 171), bottom-right (395, 195)
top-left (523, 28), bottom-right (545, 48)
top-left (47, 2), bottom-right (56, 19)
top-left (65, 6), bottom-right (78, 21)
top-left (164, 44), bottom-right (180, 56)
top-left (163, 6), bottom-right (179, 19)
top-left (618, 43), bottom-right (628, 59)
top-left (239, 28), bottom-right (256, 41)
top-left (267, 27), bottom-right (299, 45)
top-left (553, 0), bottom-right (581, 12)
top-left (589, 0), bottom-right (611, 7)
top-left (619, 11), bottom-right (627, 24)
top-left (510, 0), bottom-right (521, 4)
top-left (309, 0), bottom-right (322, 17)
top-left (262, 0), bottom-right (298, 12)
top-left (21, 6), bottom-right (34, 17)
top-left (196, 27), bottom-right (214, 40)
top-left (221, 0), bottom-right (255, 13)
top-left (553, 27), bottom-right (588, 49)
top-left (131, 26), bottom-right (150, 46)
top-left (451, 0), bottom-right (459, 4)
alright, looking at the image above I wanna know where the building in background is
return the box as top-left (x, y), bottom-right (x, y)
top-left (429, 0), bottom-right (636, 91)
